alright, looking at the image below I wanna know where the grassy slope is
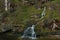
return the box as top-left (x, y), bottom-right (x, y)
top-left (0, 0), bottom-right (60, 32)
top-left (9, 0), bottom-right (60, 31)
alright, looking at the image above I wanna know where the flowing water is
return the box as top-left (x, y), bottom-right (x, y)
top-left (21, 25), bottom-right (36, 39)
top-left (5, 0), bottom-right (8, 11)
top-left (41, 7), bottom-right (46, 19)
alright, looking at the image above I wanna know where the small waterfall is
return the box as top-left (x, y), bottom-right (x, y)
top-left (5, 0), bottom-right (8, 11)
top-left (41, 7), bottom-right (46, 19)
top-left (21, 25), bottom-right (36, 39)
top-left (5, 0), bottom-right (10, 11)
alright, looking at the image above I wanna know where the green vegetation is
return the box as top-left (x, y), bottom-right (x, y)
top-left (0, 0), bottom-right (60, 32)
top-left (0, 0), bottom-right (60, 40)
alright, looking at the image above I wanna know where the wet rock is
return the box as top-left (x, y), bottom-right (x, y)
top-left (10, 3), bottom-right (17, 12)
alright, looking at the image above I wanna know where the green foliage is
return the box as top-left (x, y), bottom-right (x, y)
top-left (0, 0), bottom-right (60, 34)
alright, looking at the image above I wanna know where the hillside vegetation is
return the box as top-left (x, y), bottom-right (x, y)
top-left (0, 0), bottom-right (60, 33)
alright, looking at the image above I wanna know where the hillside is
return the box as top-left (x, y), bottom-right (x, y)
top-left (0, 0), bottom-right (60, 40)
